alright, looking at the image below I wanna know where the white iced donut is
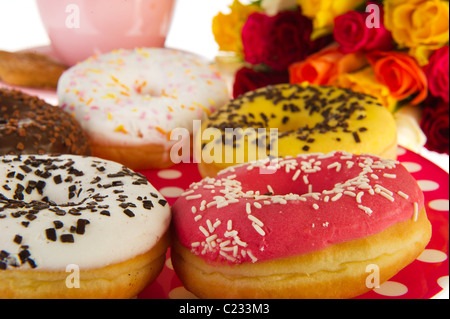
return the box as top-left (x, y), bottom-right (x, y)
top-left (57, 48), bottom-right (230, 169)
top-left (0, 154), bottom-right (171, 299)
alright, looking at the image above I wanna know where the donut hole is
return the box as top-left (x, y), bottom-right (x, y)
top-left (234, 156), bottom-right (364, 198)
top-left (2, 176), bottom-right (93, 208)
top-left (134, 83), bottom-right (172, 99)
top-left (237, 170), bottom-right (336, 197)
top-left (1, 159), bottom-right (97, 208)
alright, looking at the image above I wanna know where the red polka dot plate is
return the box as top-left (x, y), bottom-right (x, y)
top-left (137, 147), bottom-right (449, 299)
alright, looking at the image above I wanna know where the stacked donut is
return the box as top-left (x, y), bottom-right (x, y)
top-left (171, 152), bottom-right (432, 299)
top-left (195, 83), bottom-right (398, 177)
top-left (57, 47), bottom-right (230, 170)
top-left (0, 50), bottom-right (67, 89)
top-left (0, 154), bottom-right (171, 299)
top-left (0, 45), bottom-right (433, 300)
top-left (1, 47), bottom-right (231, 298)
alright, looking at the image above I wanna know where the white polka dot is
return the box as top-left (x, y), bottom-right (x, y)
top-left (157, 169), bottom-right (182, 180)
top-left (417, 249), bottom-right (448, 263)
top-left (417, 180), bottom-right (440, 192)
top-left (429, 199), bottom-right (450, 212)
top-left (169, 286), bottom-right (199, 299)
top-left (159, 187), bottom-right (185, 198)
top-left (401, 162), bottom-right (422, 173)
top-left (397, 147), bottom-right (407, 156)
top-left (374, 281), bottom-right (408, 297)
top-left (165, 257), bottom-right (174, 270)
top-left (437, 276), bottom-right (449, 290)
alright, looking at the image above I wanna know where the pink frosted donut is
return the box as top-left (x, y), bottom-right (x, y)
top-left (57, 48), bottom-right (229, 169)
top-left (171, 151), bottom-right (432, 299)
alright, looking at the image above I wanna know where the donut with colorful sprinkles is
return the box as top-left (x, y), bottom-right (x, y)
top-left (171, 151), bottom-right (432, 299)
top-left (57, 47), bottom-right (230, 170)
top-left (0, 154), bottom-right (171, 299)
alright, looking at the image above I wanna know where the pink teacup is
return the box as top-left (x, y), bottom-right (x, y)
top-left (36, 0), bottom-right (175, 66)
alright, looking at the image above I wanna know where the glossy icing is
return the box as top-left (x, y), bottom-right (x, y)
top-left (0, 154), bottom-right (171, 271)
top-left (57, 48), bottom-right (230, 147)
top-left (196, 84), bottom-right (398, 173)
top-left (172, 152), bottom-right (424, 264)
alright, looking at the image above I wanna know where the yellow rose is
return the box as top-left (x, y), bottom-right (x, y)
top-left (384, 0), bottom-right (449, 63)
top-left (409, 45), bottom-right (440, 66)
top-left (334, 67), bottom-right (398, 112)
top-left (212, 0), bottom-right (260, 54)
top-left (297, 0), bottom-right (365, 38)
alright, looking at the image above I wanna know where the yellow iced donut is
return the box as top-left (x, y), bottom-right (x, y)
top-left (195, 83), bottom-right (397, 177)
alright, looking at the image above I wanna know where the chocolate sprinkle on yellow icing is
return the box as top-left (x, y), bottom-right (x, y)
top-left (203, 84), bottom-right (382, 153)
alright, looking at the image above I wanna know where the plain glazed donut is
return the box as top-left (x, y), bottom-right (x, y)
top-left (0, 50), bottom-right (67, 89)
top-left (0, 154), bottom-right (171, 299)
top-left (57, 47), bottom-right (230, 170)
top-left (171, 151), bottom-right (432, 299)
top-left (195, 83), bottom-right (397, 177)
top-left (0, 88), bottom-right (91, 156)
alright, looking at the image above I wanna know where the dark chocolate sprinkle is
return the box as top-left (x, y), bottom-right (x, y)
top-left (75, 219), bottom-right (90, 235)
top-left (27, 258), bottom-right (37, 269)
top-left (60, 234), bottom-right (74, 243)
top-left (100, 210), bottom-right (111, 216)
top-left (13, 235), bottom-right (22, 245)
top-left (53, 175), bottom-right (63, 184)
top-left (353, 131), bottom-right (361, 143)
top-left (143, 201), bottom-right (154, 210)
top-left (53, 220), bottom-right (63, 229)
top-left (19, 165), bottom-right (32, 173)
top-left (18, 249), bottom-right (30, 263)
top-left (123, 209), bottom-right (135, 218)
top-left (158, 199), bottom-right (168, 207)
top-left (45, 228), bottom-right (57, 241)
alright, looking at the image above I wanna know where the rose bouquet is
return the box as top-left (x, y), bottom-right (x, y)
top-left (212, 0), bottom-right (449, 155)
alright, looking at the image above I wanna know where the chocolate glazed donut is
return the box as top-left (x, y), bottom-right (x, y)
top-left (0, 89), bottom-right (91, 156)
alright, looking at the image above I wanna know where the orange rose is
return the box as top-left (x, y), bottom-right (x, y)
top-left (289, 44), bottom-right (367, 85)
top-left (367, 51), bottom-right (428, 105)
top-left (335, 67), bottom-right (398, 112)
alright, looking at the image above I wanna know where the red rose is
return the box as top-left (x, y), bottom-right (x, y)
top-left (421, 96), bottom-right (449, 155)
top-left (240, 12), bottom-right (268, 67)
top-left (333, 4), bottom-right (394, 54)
top-left (241, 9), bottom-right (315, 71)
top-left (425, 45), bottom-right (449, 103)
top-left (232, 67), bottom-right (289, 98)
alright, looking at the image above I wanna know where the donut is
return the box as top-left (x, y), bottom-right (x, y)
top-left (0, 88), bottom-right (91, 156)
top-left (57, 47), bottom-right (230, 170)
top-left (0, 154), bottom-right (171, 299)
top-left (195, 83), bottom-right (397, 177)
top-left (0, 50), bottom-right (67, 88)
top-left (171, 151), bottom-right (432, 299)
